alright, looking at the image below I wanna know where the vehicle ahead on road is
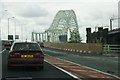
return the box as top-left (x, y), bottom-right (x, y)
top-left (2, 40), bottom-right (14, 50)
top-left (39, 42), bottom-right (44, 47)
top-left (37, 42), bottom-right (44, 47)
top-left (7, 42), bottom-right (44, 68)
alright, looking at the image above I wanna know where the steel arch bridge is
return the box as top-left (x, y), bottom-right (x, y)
top-left (31, 10), bottom-right (80, 42)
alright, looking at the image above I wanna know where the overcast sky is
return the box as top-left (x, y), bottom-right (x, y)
top-left (0, 0), bottom-right (119, 42)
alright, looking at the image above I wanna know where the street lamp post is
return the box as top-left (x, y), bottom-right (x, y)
top-left (0, 10), bottom-right (7, 40)
top-left (110, 18), bottom-right (120, 30)
top-left (14, 19), bottom-right (16, 41)
top-left (21, 24), bottom-right (23, 41)
top-left (8, 17), bottom-right (14, 40)
top-left (8, 18), bottom-right (9, 35)
top-left (110, 18), bottom-right (114, 30)
top-left (8, 17), bottom-right (14, 35)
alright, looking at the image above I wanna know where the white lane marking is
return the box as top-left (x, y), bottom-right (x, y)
top-left (63, 66), bottom-right (81, 68)
top-left (0, 49), bottom-right (6, 54)
top-left (71, 69), bottom-right (86, 72)
top-left (54, 63), bottom-right (65, 64)
top-left (71, 69), bottom-right (98, 73)
top-left (45, 60), bottom-right (81, 80)
top-left (46, 55), bottom-right (120, 79)
top-left (89, 71), bottom-right (98, 73)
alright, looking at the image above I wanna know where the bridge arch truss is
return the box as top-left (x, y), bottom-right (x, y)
top-left (32, 10), bottom-right (80, 42)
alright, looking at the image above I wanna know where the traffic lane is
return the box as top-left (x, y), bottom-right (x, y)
top-left (2, 50), bottom-right (76, 80)
top-left (43, 47), bottom-right (118, 59)
top-left (42, 47), bottom-right (119, 63)
top-left (42, 47), bottom-right (103, 56)
top-left (42, 47), bottom-right (119, 77)
top-left (42, 47), bottom-right (119, 76)
top-left (4, 62), bottom-right (76, 79)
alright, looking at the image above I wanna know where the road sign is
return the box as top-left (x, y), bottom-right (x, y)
top-left (15, 35), bottom-right (19, 39)
top-left (8, 35), bottom-right (13, 40)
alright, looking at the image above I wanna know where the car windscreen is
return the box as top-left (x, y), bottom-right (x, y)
top-left (13, 43), bottom-right (41, 51)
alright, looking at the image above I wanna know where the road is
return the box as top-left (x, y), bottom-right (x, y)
top-left (2, 50), bottom-right (76, 80)
top-left (42, 47), bottom-right (119, 77)
top-left (1, 45), bottom-right (119, 79)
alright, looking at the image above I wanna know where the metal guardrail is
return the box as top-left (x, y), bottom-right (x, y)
top-left (103, 44), bottom-right (120, 53)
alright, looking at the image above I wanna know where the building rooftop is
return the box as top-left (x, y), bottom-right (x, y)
top-left (108, 28), bottom-right (120, 34)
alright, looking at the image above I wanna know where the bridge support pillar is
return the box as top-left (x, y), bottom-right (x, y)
top-left (45, 32), bottom-right (46, 42)
top-left (46, 32), bottom-right (48, 42)
top-left (42, 33), bottom-right (43, 42)
top-left (35, 33), bottom-right (38, 42)
top-left (32, 32), bottom-right (34, 42)
top-left (39, 33), bottom-right (41, 42)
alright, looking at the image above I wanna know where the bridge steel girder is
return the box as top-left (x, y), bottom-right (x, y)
top-left (31, 10), bottom-right (80, 42)
top-left (46, 10), bottom-right (80, 42)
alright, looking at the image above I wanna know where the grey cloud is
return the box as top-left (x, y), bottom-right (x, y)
top-left (34, 18), bottom-right (51, 26)
top-left (1, 3), bottom-right (49, 18)
top-left (77, 4), bottom-right (117, 28)
top-left (1, 2), bottom-right (118, 41)
top-left (16, 5), bottom-right (49, 18)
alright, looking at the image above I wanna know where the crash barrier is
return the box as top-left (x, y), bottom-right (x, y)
top-left (44, 42), bottom-right (102, 54)
top-left (46, 46), bottom-right (94, 54)
top-left (103, 44), bottom-right (120, 54)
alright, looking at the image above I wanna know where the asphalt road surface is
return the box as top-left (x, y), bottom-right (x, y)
top-left (2, 50), bottom-right (76, 80)
top-left (42, 47), bottom-right (120, 77)
top-left (1, 44), bottom-right (119, 80)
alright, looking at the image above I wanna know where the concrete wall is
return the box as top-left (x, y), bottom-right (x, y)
top-left (44, 42), bottom-right (103, 54)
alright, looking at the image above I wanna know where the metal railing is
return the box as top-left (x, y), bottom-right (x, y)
top-left (103, 44), bottom-right (120, 53)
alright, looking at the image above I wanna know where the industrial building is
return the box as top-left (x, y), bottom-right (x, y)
top-left (86, 27), bottom-right (120, 45)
